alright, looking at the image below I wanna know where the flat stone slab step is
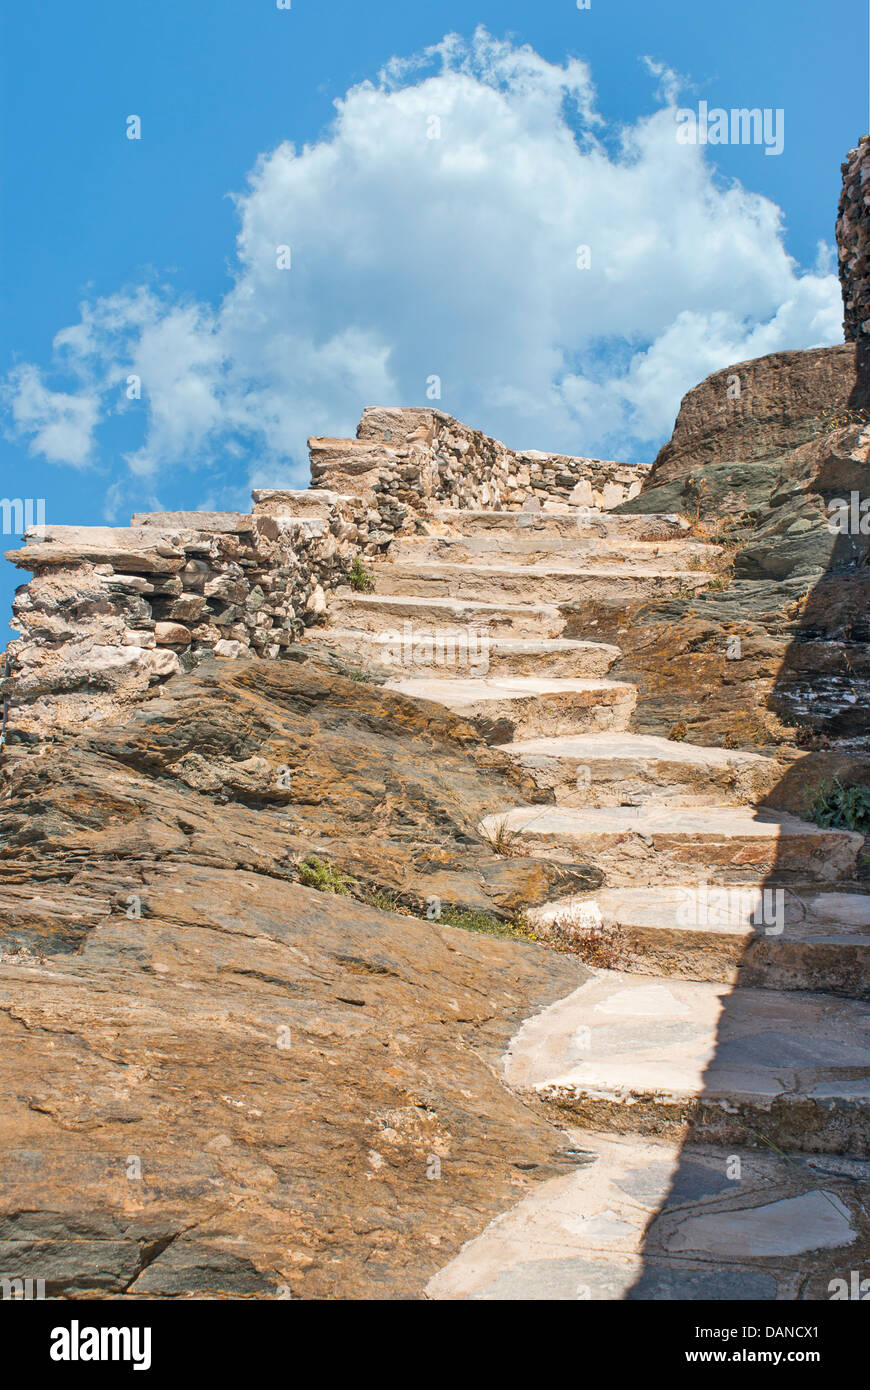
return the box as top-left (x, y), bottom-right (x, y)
top-left (430, 509), bottom-right (691, 541)
top-left (478, 806), bottom-right (863, 884)
top-left (321, 629), bottom-right (620, 679)
top-left (384, 677), bottom-right (637, 741)
top-left (391, 534), bottom-right (721, 569)
top-left (129, 511), bottom-right (256, 533)
top-left (505, 972), bottom-right (870, 1153)
top-left (498, 732), bottom-right (783, 806)
top-left (528, 887), bottom-right (870, 997)
top-left (370, 561), bottom-right (710, 605)
top-left (328, 593), bottom-right (565, 638)
top-left (427, 1130), bottom-right (870, 1300)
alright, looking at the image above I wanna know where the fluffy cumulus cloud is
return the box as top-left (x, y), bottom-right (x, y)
top-left (2, 27), bottom-right (844, 484)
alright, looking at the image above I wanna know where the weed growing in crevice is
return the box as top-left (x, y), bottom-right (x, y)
top-left (348, 557), bottom-right (376, 593)
top-left (810, 779), bottom-right (870, 835)
top-left (298, 856), bottom-right (356, 895)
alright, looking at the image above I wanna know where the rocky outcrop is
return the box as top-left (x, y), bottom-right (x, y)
top-left (644, 345), bottom-right (857, 491)
top-left (839, 137), bottom-right (870, 387)
top-left (0, 877), bottom-right (584, 1299)
top-left (608, 334), bottom-right (870, 767)
top-left (0, 645), bottom-right (604, 1296)
top-left (0, 647), bottom-right (601, 944)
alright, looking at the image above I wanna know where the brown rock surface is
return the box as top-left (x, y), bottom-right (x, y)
top-left (838, 136), bottom-right (870, 391)
top-left (609, 347), bottom-right (870, 781)
top-left (645, 344), bottom-right (858, 489)
top-left (0, 649), bottom-right (598, 1298)
top-left (0, 870), bottom-right (584, 1299)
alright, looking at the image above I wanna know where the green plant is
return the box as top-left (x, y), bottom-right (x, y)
top-left (356, 886), bottom-right (538, 943)
top-left (437, 906), bottom-right (539, 943)
top-left (360, 886), bottom-right (402, 912)
top-left (668, 722), bottom-right (688, 742)
top-left (298, 855), bottom-right (356, 895)
top-left (810, 779), bottom-right (870, 835)
top-left (348, 557), bottom-right (376, 593)
top-left (480, 815), bottom-right (524, 856)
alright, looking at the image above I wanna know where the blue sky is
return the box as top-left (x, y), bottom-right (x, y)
top-left (1, 0), bottom-right (866, 638)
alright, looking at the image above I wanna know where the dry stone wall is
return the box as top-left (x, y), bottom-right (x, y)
top-left (3, 498), bottom-right (363, 735)
top-left (311, 406), bottom-right (646, 514)
top-left (3, 408), bottom-right (643, 736)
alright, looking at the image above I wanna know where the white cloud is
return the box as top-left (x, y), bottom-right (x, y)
top-left (2, 26), bottom-right (844, 481)
top-left (5, 364), bottom-right (100, 466)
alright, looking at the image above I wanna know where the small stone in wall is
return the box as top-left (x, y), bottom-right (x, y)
top-left (122, 629), bottom-right (156, 648)
top-left (169, 593), bottom-right (207, 622)
top-left (214, 639), bottom-right (246, 659)
top-left (569, 480), bottom-right (595, 507)
top-left (204, 575), bottom-right (248, 604)
top-left (143, 649), bottom-right (182, 679)
top-left (305, 584), bottom-right (327, 615)
top-left (601, 482), bottom-right (625, 509)
top-left (154, 621), bottom-right (192, 647)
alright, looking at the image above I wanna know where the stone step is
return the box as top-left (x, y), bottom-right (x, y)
top-left (392, 533), bottom-right (720, 569)
top-left (6, 539), bottom-right (182, 575)
top-left (369, 561), bottom-right (709, 606)
top-left (320, 628), bottom-right (620, 678)
top-left (478, 806), bottom-right (863, 885)
top-left (430, 509), bottom-right (691, 541)
top-left (130, 511), bottom-right (256, 533)
top-left (427, 1129), bottom-right (870, 1300)
top-left (328, 593), bottom-right (565, 638)
top-left (22, 524), bottom-right (194, 550)
top-left (498, 732), bottom-right (783, 807)
top-left (527, 887), bottom-right (870, 997)
top-left (504, 972), bottom-right (870, 1153)
top-left (384, 677), bottom-right (637, 741)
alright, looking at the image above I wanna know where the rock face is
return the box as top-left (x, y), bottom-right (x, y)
top-left (606, 342), bottom-right (870, 770)
top-left (645, 344), bottom-right (858, 490)
top-left (0, 649), bottom-right (602, 955)
top-left (0, 647), bottom-right (601, 1297)
top-left (0, 872), bottom-right (584, 1299)
top-left (838, 136), bottom-right (870, 389)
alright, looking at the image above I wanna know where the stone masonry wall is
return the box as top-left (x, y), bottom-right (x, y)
top-left (310, 406), bottom-right (646, 516)
top-left (3, 496), bottom-right (364, 737)
top-left (3, 408), bottom-right (644, 737)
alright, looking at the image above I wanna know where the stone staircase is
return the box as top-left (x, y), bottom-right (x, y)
top-left (323, 503), bottom-right (870, 1300)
